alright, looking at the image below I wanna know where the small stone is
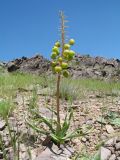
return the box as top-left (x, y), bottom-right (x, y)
top-left (33, 148), bottom-right (51, 160)
top-left (63, 146), bottom-right (74, 157)
top-left (20, 152), bottom-right (29, 160)
top-left (116, 137), bottom-right (120, 143)
top-left (109, 154), bottom-right (116, 160)
top-left (115, 142), bottom-right (120, 150)
top-left (101, 147), bottom-right (111, 160)
top-left (0, 152), bottom-right (3, 159)
top-left (101, 135), bottom-right (107, 141)
top-left (5, 140), bottom-right (10, 147)
top-left (117, 151), bottom-right (120, 155)
top-left (117, 157), bottom-right (120, 160)
top-left (107, 147), bottom-right (115, 154)
top-left (0, 121), bottom-right (6, 131)
top-left (20, 143), bottom-right (26, 152)
top-left (35, 144), bottom-right (74, 160)
top-left (81, 137), bottom-right (87, 143)
top-left (105, 138), bottom-right (114, 147)
top-left (86, 120), bottom-right (93, 125)
top-left (8, 147), bottom-right (14, 160)
top-left (115, 151), bottom-right (120, 157)
top-left (86, 141), bottom-right (90, 146)
top-left (105, 125), bottom-right (115, 134)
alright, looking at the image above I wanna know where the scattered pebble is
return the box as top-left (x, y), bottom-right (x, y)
top-left (0, 121), bottom-right (6, 131)
top-left (101, 147), bottom-right (111, 160)
top-left (105, 125), bottom-right (115, 134)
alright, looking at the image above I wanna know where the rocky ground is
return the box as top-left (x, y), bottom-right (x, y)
top-left (0, 85), bottom-right (120, 159)
top-left (101, 137), bottom-right (120, 160)
top-left (0, 54), bottom-right (120, 159)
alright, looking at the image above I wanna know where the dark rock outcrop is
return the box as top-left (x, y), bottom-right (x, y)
top-left (69, 54), bottom-right (120, 80)
top-left (7, 54), bottom-right (50, 75)
top-left (6, 54), bottom-right (120, 80)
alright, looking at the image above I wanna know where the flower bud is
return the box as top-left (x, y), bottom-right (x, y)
top-left (63, 70), bottom-right (69, 78)
top-left (61, 62), bottom-right (68, 69)
top-left (69, 50), bottom-right (75, 57)
top-left (55, 41), bottom-right (60, 47)
top-left (54, 66), bottom-right (62, 73)
top-left (63, 50), bottom-right (69, 58)
top-left (64, 44), bottom-right (70, 50)
top-left (69, 39), bottom-right (75, 45)
top-left (51, 52), bottom-right (57, 59)
top-left (67, 54), bottom-right (74, 61)
top-left (51, 61), bottom-right (57, 67)
top-left (58, 57), bottom-right (63, 62)
top-left (52, 46), bottom-right (59, 55)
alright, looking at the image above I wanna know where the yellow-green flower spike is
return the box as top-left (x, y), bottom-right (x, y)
top-left (51, 38), bottom-right (76, 75)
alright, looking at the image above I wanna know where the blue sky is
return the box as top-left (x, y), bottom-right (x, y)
top-left (0, 0), bottom-right (120, 61)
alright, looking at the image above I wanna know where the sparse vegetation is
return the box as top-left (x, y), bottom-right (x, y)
top-left (0, 70), bottom-right (120, 159)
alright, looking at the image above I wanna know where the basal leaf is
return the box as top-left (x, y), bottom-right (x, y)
top-left (97, 117), bottom-right (107, 124)
top-left (110, 118), bottom-right (120, 126)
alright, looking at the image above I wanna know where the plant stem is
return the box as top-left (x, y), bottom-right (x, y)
top-left (56, 11), bottom-right (65, 132)
top-left (60, 11), bottom-right (65, 55)
top-left (56, 73), bottom-right (61, 132)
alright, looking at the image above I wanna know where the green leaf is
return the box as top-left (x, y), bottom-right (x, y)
top-left (60, 110), bottom-right (73, 137)
top-left (50, 133), bottom-right (64, 144)
top-left (107, 111), bottom-right (119, 119)
top-left (91, 152), bottom-right (100, 160)
top-left (62, 128), bottom-right (84, 140)
top-left (68, 109), bottom-right (73, 121)
top-left (78, 151), bottom-right (100, 160)
top-left (46, 107), bottom-right (57, 115)
top-left (97, 117), bottom-right (107, 124)
top-left (110, 118), bottom-right (120, 126)
top-left (0, 100), bottom-right (13, 119)
top-left (95, 141), bottom-right (104, 150)
top-left (40, 116), bottom-right (55, 133)
top-left (29, 109), bottom-right (55, 133)
top-left (81, 124), bottom-right (94, 134)
top-left (50, 133), bottom-right (60, 143)
top-left (60, 122), bottom-right (69, 138)
top-left (26, 119), bottom-right (48, 135)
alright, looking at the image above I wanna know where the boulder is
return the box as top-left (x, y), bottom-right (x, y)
top-left (7, 54), bottom-right (50, 74)
top-left (100, 147), bottom-right (111, 160)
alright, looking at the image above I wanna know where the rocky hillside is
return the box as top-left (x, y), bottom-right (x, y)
top-left (7, 55), bottom-right (50, 74)
top-left (6, 54), bottom-right (120, 80)
top-left (70, 54), bottom-right (120, 80)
